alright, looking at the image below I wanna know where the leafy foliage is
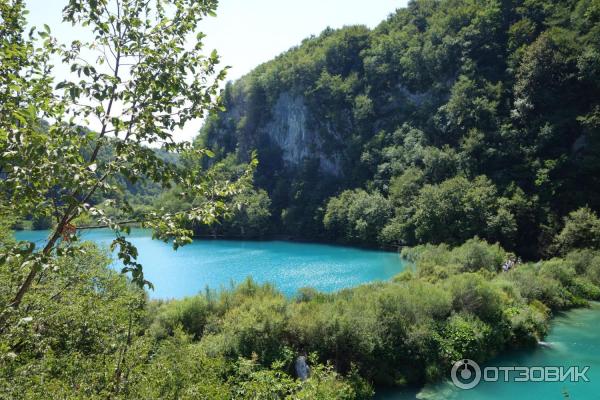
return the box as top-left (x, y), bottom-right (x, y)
top-left (0, 236), bottom-right (369, 399)
top-left (553, 207), bottom-right (600, 254)
top-left (3, 0), bottom-right (600, 398)
top-left (323, 189), bottom-right (392, 245)
top-left (143, 238), bottom-right (600, 389)
top-left (200, 0), bottom-right (600, 258)
top-left (0, 0), bottom-right (255, 310)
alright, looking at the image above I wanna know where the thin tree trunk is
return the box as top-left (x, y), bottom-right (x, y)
top-left (9, 211), bottom-right (71, 309)
top-left (8, 30), bottom-right (124, 312)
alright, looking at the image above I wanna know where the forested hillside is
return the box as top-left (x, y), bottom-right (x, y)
top-left (199, 0), bottom-right (600, 258)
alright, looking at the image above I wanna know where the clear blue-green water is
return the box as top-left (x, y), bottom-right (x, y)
top-left (14, 229), bottom-right (406, 299)
top-left (14, 229), bottom-right (600, 398)
top-left (378, 302), bottom-right (600, 400)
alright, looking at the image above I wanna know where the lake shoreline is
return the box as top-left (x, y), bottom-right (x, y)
top-left (14, 228), bottom-right (408, 299)
top-left (375, 301), bottom-right (600, 399)
top-left (15, 226), bottom-right (405, 254)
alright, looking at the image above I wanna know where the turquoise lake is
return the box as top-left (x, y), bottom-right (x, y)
top-left (378, 302), bottom-right (600, 399)
top-left (13, 229), bottom-right (600, 398)
top-left (14, 228), bottom-right (406, 299)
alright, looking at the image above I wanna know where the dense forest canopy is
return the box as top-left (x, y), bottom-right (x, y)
top-left (199, 0), bottom-right (600, 258)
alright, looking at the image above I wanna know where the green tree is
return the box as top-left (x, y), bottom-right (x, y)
top-left (0, 243), bottom-right (149, 398)
top-left (323, 189), bottom-right (393, 245)
top-left (410, 175), bottom-right (516, 246)
top-left (224, 189), bottom-right (272, 238)
top-left (0, 0), bottom-right (255, 313)
top-left (554, 207), bottom-right (600, 254)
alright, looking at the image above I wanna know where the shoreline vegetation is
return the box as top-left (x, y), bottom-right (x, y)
top-left (3, 228), bottom-right (600, 398)
top-left (14, 224), bottom-right (407, 253)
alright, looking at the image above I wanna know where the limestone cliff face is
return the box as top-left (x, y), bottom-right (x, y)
top-left (260, 93), bottom-right (342, 176)
top-left (206, 86), bottom-right (344, 177)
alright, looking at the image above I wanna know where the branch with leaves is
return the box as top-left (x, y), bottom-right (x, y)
top-left (0, 0), bottom-right (252, 316)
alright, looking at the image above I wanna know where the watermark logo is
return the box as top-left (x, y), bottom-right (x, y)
top-left (451, 359), bottom-right (590, 390)
top-left (451, 359), bottom-right (481, 389)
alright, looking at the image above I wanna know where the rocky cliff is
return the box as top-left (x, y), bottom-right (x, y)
top-left (196, 0), bottom-right (600, 247)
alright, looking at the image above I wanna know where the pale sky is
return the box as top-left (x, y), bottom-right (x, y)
top-left (25, 0), bottom-right (409, 141)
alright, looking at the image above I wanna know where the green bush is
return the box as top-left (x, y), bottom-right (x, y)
top-left (554, 207), bottom-right (600, 254)
top-left (437, 313), bottom-right (493, 363)
top-left (450, 238), bottom-right (508, 273)
top-left (150, 295), bottom-right (213, 339)
top-left (445, 273), bottom-right (505, 324)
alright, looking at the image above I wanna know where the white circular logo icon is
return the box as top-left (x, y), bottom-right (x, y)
top-left (451, 359), bottom-right (481, 389)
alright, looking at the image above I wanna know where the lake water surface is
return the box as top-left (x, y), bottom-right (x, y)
top-left (14, 229), bottom-right (406, 299)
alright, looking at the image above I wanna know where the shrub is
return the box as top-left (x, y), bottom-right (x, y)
top-left (437, 313), bottom-right (494, 363)
top-left (506, 263), bottom-right (576, 310)
top-left (564, 249), bottom-right (600, 285)
top-left (445, 273), bottom-right (505, 324)
top-left (554, 207), bottom-right (600, 254)
top-left (507, 303), bottom-right (549, 346)
top-left (209, 294), bottom-right (289, 365)
top-left (450, 237), bottom-right (508, 272)
top-left (150, 296), bottom-right (213, 340)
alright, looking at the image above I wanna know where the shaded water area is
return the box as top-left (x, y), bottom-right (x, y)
top-left (14, 228), bottom-right (406, 299)
top-left (378, 302), bottom-right (600, 399)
